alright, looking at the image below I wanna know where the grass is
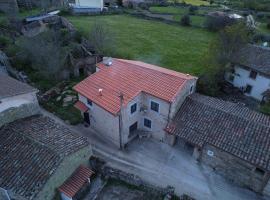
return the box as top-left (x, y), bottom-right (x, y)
top-left (67, 15), bottom-right (215, 76)
top-left (149, 6), bottom-right (187, 14)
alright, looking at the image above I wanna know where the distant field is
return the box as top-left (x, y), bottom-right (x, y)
top-left (67, 15), bottom-right (215, 76)
top-left (149, 6), bottom-right (187, 14)
top-left (173, 15), bottom-right (206, 26)
top-left (168, 0), bottom-right (210, 6)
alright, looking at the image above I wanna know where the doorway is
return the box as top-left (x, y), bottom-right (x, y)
top-left (128, 122), bottom-right (138, 138)
top-left (84, 112), bottom-right (90, 125)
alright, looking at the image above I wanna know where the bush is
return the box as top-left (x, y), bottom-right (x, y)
top-left (204, 15), bottom-right (235, 31)
top-left (267, 21), bottom-right (270, 29)
top-left (256, 12), bottom-right (265, 19)
top-left (181, 15), bottom-right (191, 26)
top-left (0, 35), bottom-right (12, 47)
top-left (138, 2), bottom-right (149, 10)
top-left (189, 6), bottom-right (198, 15)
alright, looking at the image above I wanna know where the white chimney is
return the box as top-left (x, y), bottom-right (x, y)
top-left (98, 88), bottom-right (103, 96)
top-left (103, 57), bottom-right (113, 66)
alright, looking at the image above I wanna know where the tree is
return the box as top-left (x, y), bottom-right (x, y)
top-left (17, 30), bottom-right (71, 80)
top-left (180, 15), bottom-right (191, 26)
top-left (89, 21), bottom-right (115, 56)
top-left (197, 23), bottom-right (251, 96)
top-left (205, 13), bottom-right (236, 31)
top-left (117, 0), bottom-right (123, 6)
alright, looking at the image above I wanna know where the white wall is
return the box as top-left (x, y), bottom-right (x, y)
top-left (78, 94), bottom-right (120, 147)
top-left (226, 65), bottom-right (270, 101)
top-left (75, 0), bottom-right (103, 9)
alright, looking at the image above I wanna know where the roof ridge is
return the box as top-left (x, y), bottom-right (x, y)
top-left (190, 94), bottom-right (270, 127)
top-left (116, 58), bottom-right (195, 80)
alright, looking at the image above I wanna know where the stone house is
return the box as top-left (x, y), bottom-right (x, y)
top-left (166, 93), bottom-right (270, 196)
top-left (0, 115), bottom-right (91, 200)
top-left (69, 0), bottom-right (104, 13)
top-left (73, 58), bottom-right (197, 148)
top-left (0, 74), bottom-right (40, 127)
top-left (225, 44), bottom-right (270, 102)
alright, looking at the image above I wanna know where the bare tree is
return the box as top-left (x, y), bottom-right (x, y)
top-left (89, 20), bottom-right (115, 56)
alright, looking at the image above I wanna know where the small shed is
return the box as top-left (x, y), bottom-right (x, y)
top-left (58, 165), bottom-right (95, 200)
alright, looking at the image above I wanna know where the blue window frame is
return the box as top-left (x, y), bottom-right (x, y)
top-left (150, 101), bottom-right (159, 112)
top-left (130, 103), bottom-right (137, 114)
top-left (87, 99), bottom-right (93, 106)
top-left (144, 118), bottom-right (152, 129)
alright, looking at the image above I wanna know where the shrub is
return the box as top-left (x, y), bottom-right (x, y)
top-left (0, 35), bottom-right (12, 47)
top-left (189, 6), bottom-right (198, 15)
top-left (181, 15), bottom-right (191, 26)
top-left (267, 21), bottom-right (270, 29)
top-left (204, 15), bottom-right (235, 31)
top-left (256, 12), bottom-right (265, 19)
top-left (138, 2), bottom-right (149, 10)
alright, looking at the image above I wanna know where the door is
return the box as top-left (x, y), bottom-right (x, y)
top-left (128, 122), bottom-right (138, 138)
top-left (84, 112), bottom-right (90, 125)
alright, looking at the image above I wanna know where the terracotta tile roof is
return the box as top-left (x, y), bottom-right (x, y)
top-left (0, 74), bottom-right (37, 99)
top-left (74, 58), bottom-right (197, 115)
top-left (167, 93), bottom-right (270, 171)
top-left (74, 101), bottom-right (89, 112)
top-left (0, 116), bottom-right (89, 199)
top-left (58, 165), bottom-right (94, 198)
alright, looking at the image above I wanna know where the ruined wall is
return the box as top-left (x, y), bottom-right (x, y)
top-left (201, 144), bottom-right (270, 193)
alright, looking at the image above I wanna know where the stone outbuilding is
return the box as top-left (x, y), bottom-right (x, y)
top-left (0, 115), bottom-right (91, 200)
top-left (0, 74), bottom-right (39, 127)
top-left (166, 93), bottom-right (270, 196)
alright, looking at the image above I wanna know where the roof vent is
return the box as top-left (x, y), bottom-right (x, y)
top-left (98, 88), bottom-right (103, 96)
top-left (186, 74), bottom-right (190, 76)
top-left (103, 57), bottom-right (113, 66)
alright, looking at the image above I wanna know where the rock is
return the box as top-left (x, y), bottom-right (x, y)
top-left (56, 96), bottom-right (62, 102)
top-left (63, 96), bottom-right (73, 103)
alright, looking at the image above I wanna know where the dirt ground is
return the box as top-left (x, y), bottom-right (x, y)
top-left (96, 185), bottom-right (162, 200)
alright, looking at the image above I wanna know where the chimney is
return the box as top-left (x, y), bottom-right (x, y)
top-left (103, 57), bottom-right (113, 66)
top-left (98, 88), bottom-right (103, 96)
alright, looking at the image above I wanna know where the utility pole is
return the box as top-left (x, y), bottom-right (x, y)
top-left (118, 92), bottom-right (124, 150)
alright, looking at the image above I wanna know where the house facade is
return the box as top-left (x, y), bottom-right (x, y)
top-left (225, 44), bottom-right (270, 101)
top-left (74, 58), bottom-right (197, 148)
top-left (166, 93), bottom-right (270, 196)
top-left (0, 74), bottom-right (40, 127)
top-left (69, 0), bottom-right (104, 13)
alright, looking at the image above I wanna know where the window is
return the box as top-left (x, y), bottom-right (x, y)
top-left (229, 75), bottom-right (234, 82)
top-left (144, 118), bottom-right (152, 129)
top-left (249, 70), bottom-right (257, 80)
top-left (190, 85), bottom-right (194, 94)
top-left (255, 168), bottom-right (265, 176)
top-left (87, 99), bottom-right (93, 106)
top-left (150, 101), bottom-right (159, 112)
top-left (245, 85), bottom-right (252, 94)
top-left (130, 103), bottom-right (137, 114)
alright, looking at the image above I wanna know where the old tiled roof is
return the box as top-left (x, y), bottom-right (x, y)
top-left (231, 44), bottom-right (270, 76)
top-left (58, 165), bottom-right (94, 198)
top-left (167, 93), bottom-right (270, 171)
top-left (74, 58), bottom-right (196, 115)
top-left (0, 115), bottom-right (89, 199)
top-left (0, 75), bottom-right (37, 99)
top-left (74, 101), bottom-right (89, 112)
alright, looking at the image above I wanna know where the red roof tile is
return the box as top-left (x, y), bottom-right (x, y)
top-left (74, 101), bottom-right (89, 112)
top-left (74, 58), bottom-right (197, 115)
top-left (58, 165), bottom-right (94, 198)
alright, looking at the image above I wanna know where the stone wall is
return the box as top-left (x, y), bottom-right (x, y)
top-left (200, 144), bottom-right (270, 193)
top-left (0, 102), bottom-right (40, 127)
top-left (0, 0), bottom-right (18, 13)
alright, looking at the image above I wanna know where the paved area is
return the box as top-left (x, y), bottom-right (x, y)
top-left (41, 109), bottom-right (269, 200)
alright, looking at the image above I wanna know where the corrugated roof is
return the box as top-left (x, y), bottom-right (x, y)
top-left (167, 93), bottom-right (270, 171)
top-left (0, 75), bottom-right (37, 99)
top-left (74, 58), bottom-right (196, 115)
top-left (58, 165), bottom-right (94, 198)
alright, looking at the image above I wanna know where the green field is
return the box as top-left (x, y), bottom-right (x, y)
top-left (168, 0), bottom-right (210, 6)
top-left (67, 15), bottom-right (215, 75)
top-left (173, 15), bottom-right (206, 26)
top-left (149, 6), bottom-right (187, 14)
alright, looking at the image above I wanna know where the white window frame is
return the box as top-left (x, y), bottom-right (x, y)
top-left (129, 102), bottom-right (137, 115)
top-left (149, 100), bottom-right (160, 113)
top-left (143, 117), bottom-right (152, 130)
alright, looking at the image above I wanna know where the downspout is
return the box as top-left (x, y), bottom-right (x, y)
top-left (118, 92), bottom-right (124, 150)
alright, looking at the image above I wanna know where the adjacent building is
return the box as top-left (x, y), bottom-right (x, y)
top-left (69, 0), bottom-right (104, 13)
top-left (73, 58), bottom-right (197, 148)
top-left (225, 44), bottom-right (270, 101)
top-left (0, 74), bottom-right (40, 127)
top-left (0, 115), bottom-right (91, 200)
top-left (166, 93), bottom-right (270, 196)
